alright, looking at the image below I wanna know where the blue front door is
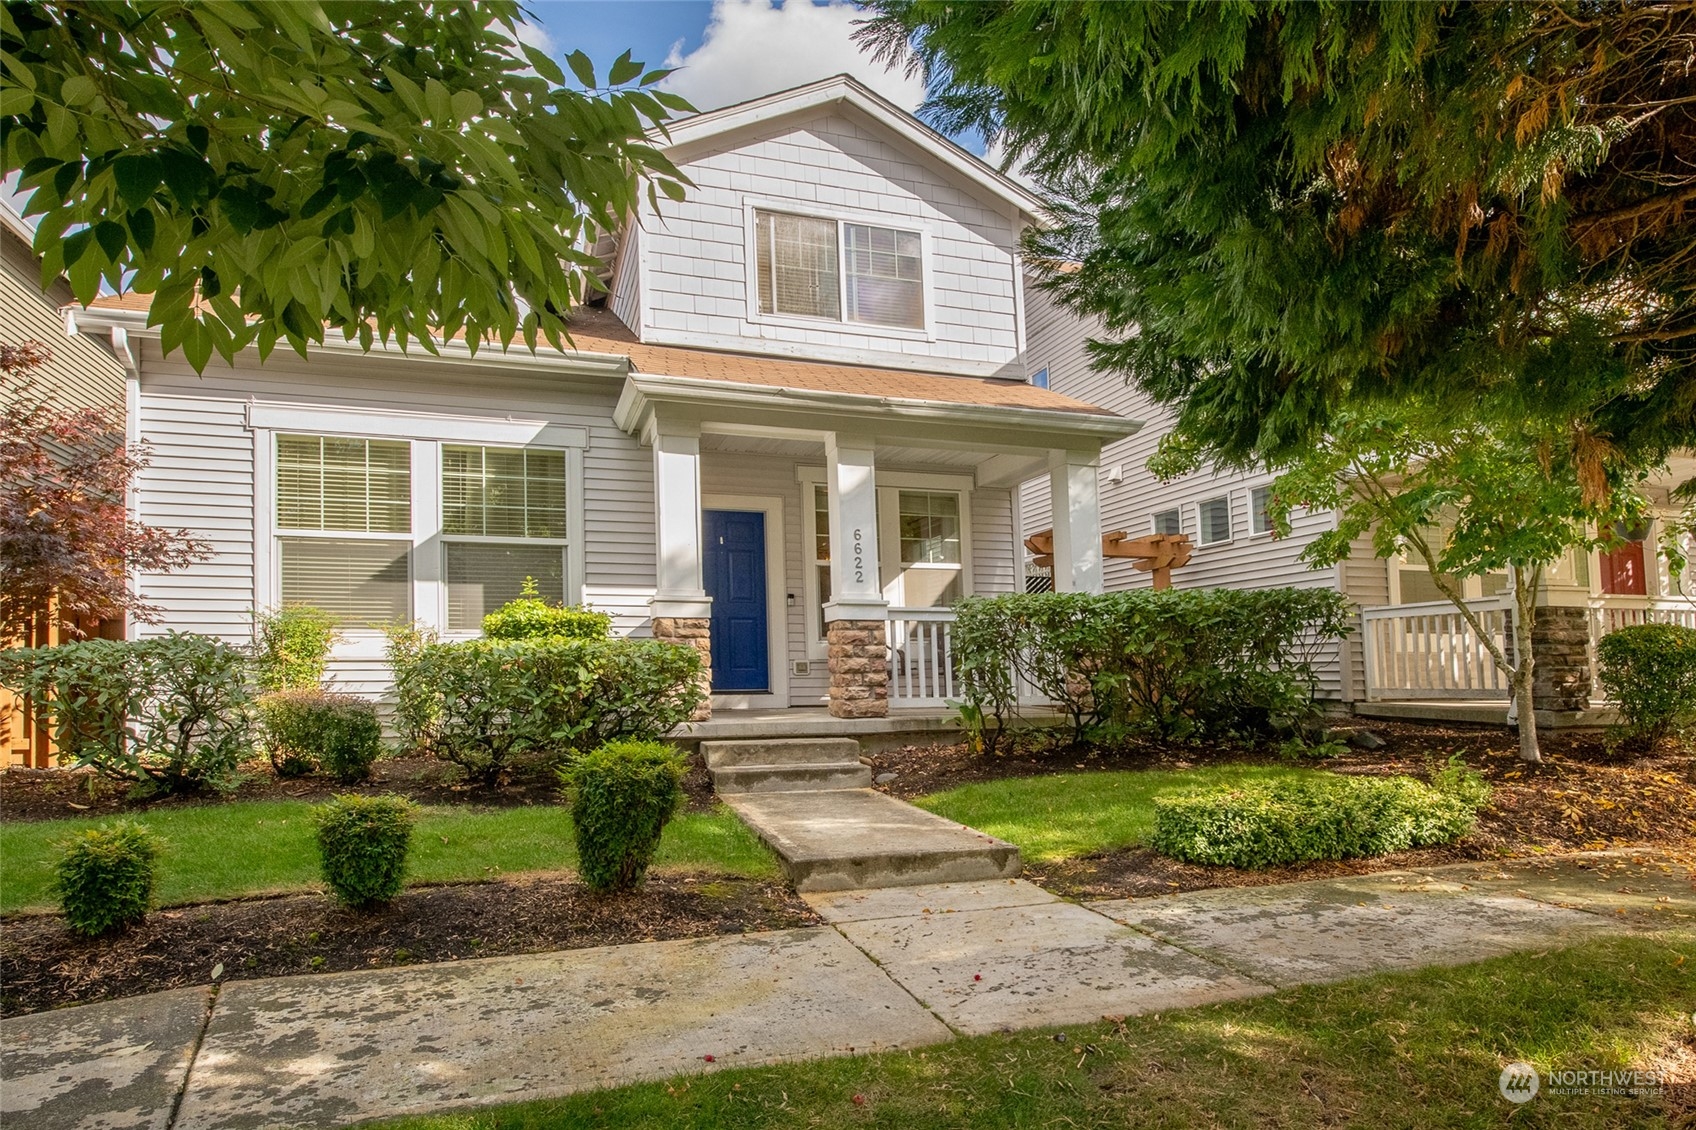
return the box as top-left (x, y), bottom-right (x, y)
top-left (703, 509), bottom-right (769, 693)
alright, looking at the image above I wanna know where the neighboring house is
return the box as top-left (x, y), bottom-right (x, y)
top-left (1, 201), bottom-right (130, 768)
top-left (1019, 283), bottom-right (1696, 719)
top-left (67, 76), bottom-right (1138, 724)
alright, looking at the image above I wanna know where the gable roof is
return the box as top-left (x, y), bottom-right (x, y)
top-left (659, 74), bottom-right (1046, 222)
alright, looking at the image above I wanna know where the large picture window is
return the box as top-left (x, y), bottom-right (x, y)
top-left (441, 445), bottom-right (569, 630)
top-left (275, 435), bottom-right (412, 622)
top-left (754, 209), bottom-right (925, 330)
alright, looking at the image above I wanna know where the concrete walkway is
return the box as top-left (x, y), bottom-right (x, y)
top-left (6, 851), bottom-right (1692, 1130)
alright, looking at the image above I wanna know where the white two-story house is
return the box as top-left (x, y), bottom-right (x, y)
top-left (68, 76), bottom-right (1138, 724)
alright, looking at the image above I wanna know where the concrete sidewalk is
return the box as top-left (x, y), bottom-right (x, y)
top-left (6, 851), bottom-right (1692, 1130)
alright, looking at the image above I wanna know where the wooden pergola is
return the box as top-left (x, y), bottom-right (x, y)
top-left (1025, 529), bottom-right (1194, 590)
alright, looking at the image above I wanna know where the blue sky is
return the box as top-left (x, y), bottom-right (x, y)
top-left (522, 0), bottom-right (978, 148)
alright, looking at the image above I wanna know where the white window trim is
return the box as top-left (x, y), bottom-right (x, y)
top-left (1196, 494), bottom-right (1234, 547)
top-left (742, 198), bottom-right (937, 343)
top-left (701, 493), bottom-right (791, 709)
top-left (796, 467), bottom-right (974, 657)
top-left (253, 415), bottom-right (587, 655)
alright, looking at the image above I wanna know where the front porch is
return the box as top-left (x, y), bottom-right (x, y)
top-left (614, 368), bottom-right (1139, 721)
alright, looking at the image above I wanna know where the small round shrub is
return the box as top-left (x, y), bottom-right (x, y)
top-left (482, 578), bottom-right (611, 641)
top-left (251, 605), bottom-right (340, 692)
top-left (1596, 622), bottom-right (1696, 750)
top-left (563, 740), bottom-right (685, 893)
top-left (258, 689), bottom-right (383, 782)
top-left (54, 821), bottom-right (159, 937)
top-left (313, 795), bottom-right (415, 909)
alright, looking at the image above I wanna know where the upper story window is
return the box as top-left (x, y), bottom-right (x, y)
top-left (1152, 508), bottom-right (1181, 536)
top-left (1250, 486), bottom-right (1274, 536)
top-left (754, 209), bottom-right (925, 330)
top-left (1197, 496), bottom-right (1232, 545)
top-left (1030, 367), bottom-right (1050, 389)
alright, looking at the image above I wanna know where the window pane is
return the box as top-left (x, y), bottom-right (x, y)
top-left (898, 491), bottom-right (960, 565)
top-left (816, 563), bottom-right (832, 641)
top-left (755, 211), bottom-right (839, 319)
top-left (439, 444), bottom-right (567, 541)
top-left (1198, 498), bottom-right (1231, 545)
top-left (276, 435), bottom-right (411, 534)
top-left (445, 542), bottom-right (566, 631)
top-left (813, 485), bottom-right (830, 562)
top-left (1251, 487), bottom-right (1272, 535)
top-left (844, 223), bottom-right (923, 328)
top-left (279, 537), bottom-right (410, 623)
top-left (1152, 509), bottom-right (1181, 536)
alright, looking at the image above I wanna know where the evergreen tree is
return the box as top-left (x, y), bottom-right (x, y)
top-left (860, 2), bottom-right (1695, 475)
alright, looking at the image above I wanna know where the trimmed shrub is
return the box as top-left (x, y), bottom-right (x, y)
top-left (953, 589), bottom-right (1354, 746)
top-left (383, 621), bottom-right (441, 754)
top-left (482, 579), bottom-right (611, 642)
top-left (1596, 622), bottom-right (1696, 750)
top-left (563, 740), bottom-right (685, 893)
top-left (0, 633), bottom-right (252, 793)
top-left (251, 605), bottom-right (339, 692)
top-left (411, 637), bottom-right (705, 784)
top-left (54, 821), bottom-right (159, 937)
top-left (258, 690), bottom-right (383, 782)
top-left (1150, 773), bottom-right (1484, 869)
top-left (313, 795), bottom-right (415, 909)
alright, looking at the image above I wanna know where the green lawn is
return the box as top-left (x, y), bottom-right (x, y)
top-left (0, 801), bottom-right (777, 914)
top-left (369, 933), bottom-right (1696, 1130)
top-left (915, 764), bottom-right (1321, 862)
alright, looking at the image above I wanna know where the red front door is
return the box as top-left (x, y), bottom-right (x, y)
top-left (1601, 538), bottom-right (1648, 595)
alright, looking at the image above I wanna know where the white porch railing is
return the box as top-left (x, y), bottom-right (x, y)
top-left (1361, 597), bottom-right (1515, 701)
top-left (1362, 594), bottom-right (1696, 703)
top-left (886, 607), bottom-right (957, 708)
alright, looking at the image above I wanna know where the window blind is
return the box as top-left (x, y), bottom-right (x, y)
top-left (276, 435), bottom-right (410, 533)
top-left (755, 211), bottom-right (840, 319)
top-left (844, 223), bottom-right (923, 328)
top-left (444, 543), bottom-right (565, 630)
top-left (441, 445), bottom-right (566, 539)
top-left (279, 537), bottom-right (411, 622)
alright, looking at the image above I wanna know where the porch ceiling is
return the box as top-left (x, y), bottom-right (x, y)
top-left (699, 431), bottom-right (984, 469)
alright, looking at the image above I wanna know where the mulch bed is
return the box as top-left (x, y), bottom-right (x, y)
top-left (0, 753), bottom-right (721, 823)
top-left (0, 872), bottom-right (818, 1018)
top-left (867, 719), bottom-right (1696, 900)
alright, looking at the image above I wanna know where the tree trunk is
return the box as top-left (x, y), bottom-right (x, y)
top-left (1510, 570), bottom-right (1543, 763)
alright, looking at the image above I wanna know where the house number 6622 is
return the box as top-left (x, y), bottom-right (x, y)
top-left (852, 528), bottom-right (865, 583)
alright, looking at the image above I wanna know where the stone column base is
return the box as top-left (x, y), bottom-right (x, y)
top-left (1531, 604), bottom-right (1591, 712)
top-left (653, 616), bottom-right (713, 721)
top-left (826, 618), bottom-right (889, 719)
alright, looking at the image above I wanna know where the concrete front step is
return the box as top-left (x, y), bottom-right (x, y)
top-left (711, 762), bottom-right (874, 794)
top-left (724, 789), bottom-right (1023, 892)
top-left (701, 738), bottom-right (863, 769)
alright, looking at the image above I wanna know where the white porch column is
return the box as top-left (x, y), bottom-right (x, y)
top-left (1049, 449), bottom-right (1104, 594)
top-left (823, 433), bottom-right (889, 718)
top-left (647, 422), bottom-right (712, 719)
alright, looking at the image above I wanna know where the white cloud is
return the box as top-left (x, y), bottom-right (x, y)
top-left (661, 0), bottom-right (924, 114)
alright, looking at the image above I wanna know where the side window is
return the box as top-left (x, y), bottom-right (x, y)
top-left (1151, 508), bottom-right (1181, 536)
top-left (1197, 496), bottom-right (1232, 545)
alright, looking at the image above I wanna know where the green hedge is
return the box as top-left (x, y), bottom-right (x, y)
top-left (953, 589), bottom-right (1353, 745)
top-left (1150, 768), bottom-right (1488, 869)
top-left (564, 739), bottom-right (686, 893)
top-left (0, 633), bottom-right (253, 793)
top-left (407, 637), bottom-right (704, 783)
top-left (1596, 622), bottom-right (1696, 750)
top-left (258, 689), bottom-right (383, 782)
top-left (481, 580), bottom-right (611, 641)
